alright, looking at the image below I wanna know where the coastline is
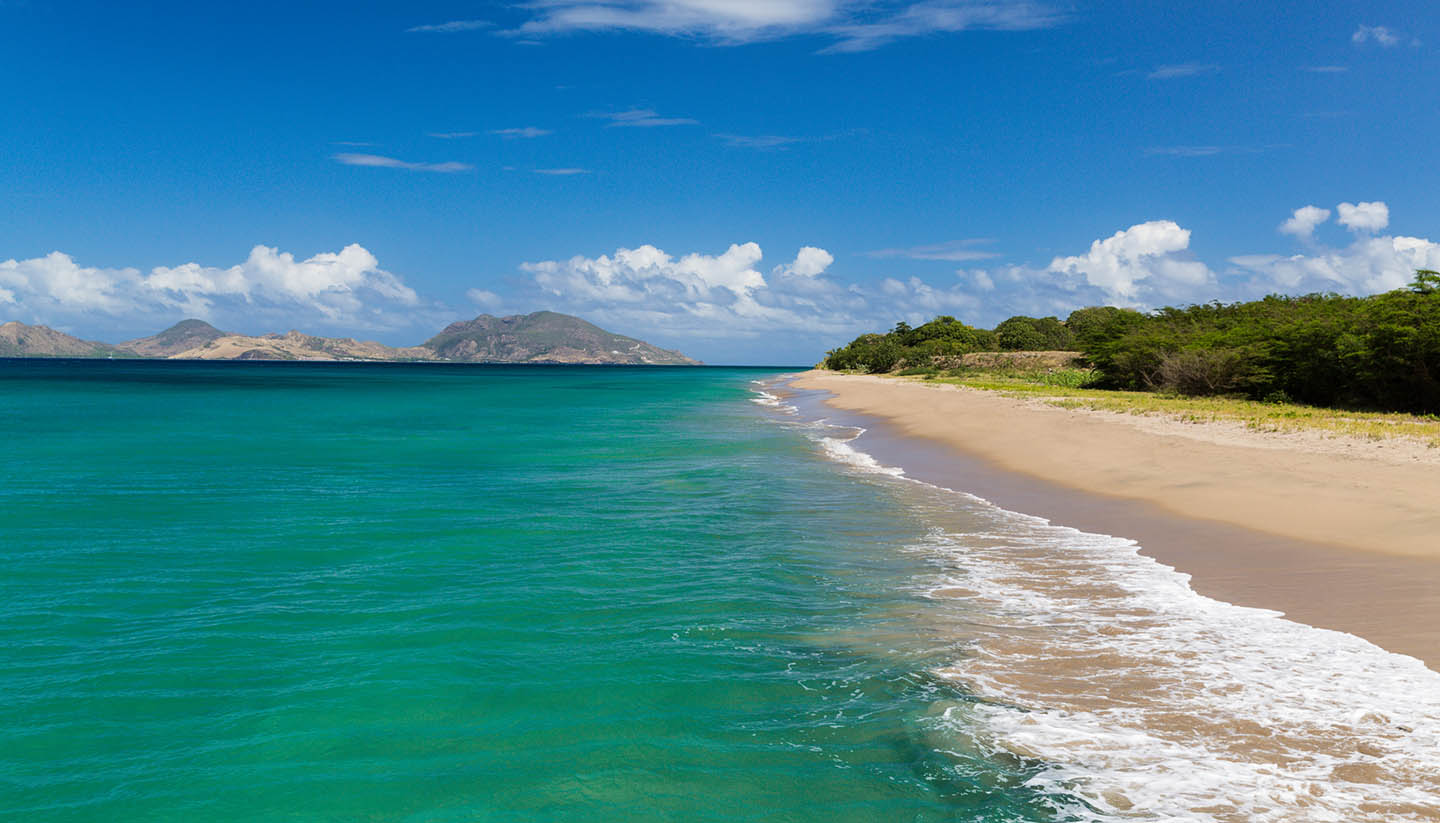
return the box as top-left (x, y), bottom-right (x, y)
top-left (788, 370), bottom-right (1440, 669)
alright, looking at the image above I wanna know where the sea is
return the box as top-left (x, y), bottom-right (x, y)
top-left (2, 360), bottom-right (1438, 822)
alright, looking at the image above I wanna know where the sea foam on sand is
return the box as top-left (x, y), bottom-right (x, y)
top-left (760, 383), bottom-right (1440, 822)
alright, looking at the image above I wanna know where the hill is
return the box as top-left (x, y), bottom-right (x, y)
top-left (423, 311), bottom-right (699, 364)
top-left (0, 312), bottom-right (697, 364)
top-left (167, 330), bottom-right (434, 361)
top-left (120, 319), bottom-right (229, 357)
top-left (0, 322), bottom-right (133, 358)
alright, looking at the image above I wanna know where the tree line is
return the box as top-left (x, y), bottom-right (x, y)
top-left (822, 270), bottom-right (1440, 413)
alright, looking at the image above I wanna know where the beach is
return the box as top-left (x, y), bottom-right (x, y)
top-left (791, 370), bottom-right (1440, 669)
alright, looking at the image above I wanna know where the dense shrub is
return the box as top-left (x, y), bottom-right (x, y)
top-left (1079, 272), bottom-right (1440, 411)
top-left (995, 316), bottom-right (1075, 351)
top-left (823, 271), bottom-right (1440, 413)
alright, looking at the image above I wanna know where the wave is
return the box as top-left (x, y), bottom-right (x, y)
top-left (753, 378), bottom-right (1440, 822)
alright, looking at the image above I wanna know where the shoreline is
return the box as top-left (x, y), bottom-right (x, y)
top-left (788, 370), bottom-right (1440, 669)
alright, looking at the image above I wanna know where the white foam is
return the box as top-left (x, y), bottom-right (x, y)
top-left (771, 390), bottom-right (1440, 821)
top-left (915, 521), bottom-right (1440, 821)
top-left (748, 381), bottom-right (800, 415)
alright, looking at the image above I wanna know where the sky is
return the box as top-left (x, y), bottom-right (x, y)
top-left (2, 0), bottom-right (1438, 364)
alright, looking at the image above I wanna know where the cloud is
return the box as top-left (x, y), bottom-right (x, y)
top-left (490, 127), bottom-right (553, 138)
top-left (1229, 236), bottom-right (1440, 296)
top-left (1337, 201), bottom-right (1389, 233)
top-left (0, 245), bottom-right (427, 335)
top-left (589, 109), bottom-right (699, 128)
top-left (428, 132), bottom-right (479, 139)
top-left (1301, 65), bottom-right (1348, 73)
top-left (819, 0), bottom-right (1066, 53)
top-left (1351, 24), bottom-right (1401, 47)
top-left (1046, 220), bottom-right (1214, 304)
top-left (466, 289), bottom-right (505, 310)
top-left (1143, 145), bottom-right (1225, 157)
top-left (715, 134), bottom-right (807, 149)
top-left (775, 246), bottom-right (835, 277)
top-left (1147, 63), bottom-right (1219, 79)
top-left (866, 240), bottom-right (1001, 261)
top-left (502, 206), bottom-right (1440, 361)
top-left (1279, 205), bottom-right (1331, 239)
top-left (533, 167), bottom-right (591, 175)
top-left (332, 153), bottom-right (473, 173)
top-left (506, 0), bottom-right (1064, 52)
top-left (407, 20), bottom-right (493, 33)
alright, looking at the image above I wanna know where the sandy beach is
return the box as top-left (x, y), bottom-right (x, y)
top-left (791, 370), bottom-right (1440, 668)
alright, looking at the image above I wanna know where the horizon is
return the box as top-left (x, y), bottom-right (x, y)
top-left (2, 1), bottom-right (1437, 364)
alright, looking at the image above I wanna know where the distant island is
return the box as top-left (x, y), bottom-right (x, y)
top-left (0, 311), bottom-right (700, 365)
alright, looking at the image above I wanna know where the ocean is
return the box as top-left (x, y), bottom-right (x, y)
top-left (2, 360), bottom-right (1437, 822)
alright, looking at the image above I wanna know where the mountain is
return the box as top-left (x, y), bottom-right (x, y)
top-left (423, 311), bottom-right (699, 365)
top-left (166, 330), bottom-right (434, 361)
top-left (0, 321), bottom-right (132, 358)
top-left (120, 319), bottom-right (229, 357)
top-left (0, 312), bottom-right (699, 364)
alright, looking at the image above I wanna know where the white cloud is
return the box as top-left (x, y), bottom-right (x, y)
top-left (715, 134), bottom-right (807, 149)
top-left (466, 289), bottom-right (505, 310)
top-left (428, 132), bottom-right (479, 139)
top-left (507, 0), bottom-right (1063, 52)
top-left (775, 246), bottom-right (835, 277)
top-left (407, 20), bottom-right (492, 33)
top-left (1301, 65), bottom-right (1348, 73)
top-left (819, 1), bottom-right (1065, 53)
top-left (589, 109), bottom-right (699, 128)
top-left (1046, 220), bottom-right (1214, 304)
top-left (533, 168), bottom-right (591, 175)
top-left (1229, 235), bottom-right (1440, 296)
top-left (1337, 200), bottom-right (1389, 233)
top-left (490, 127), bottom-right (553, 138)
top-left (0, 245), bottom-right (427, 334)
top-left (1352, 24), bottom-right (1400, 47)
top-left (1147, 63), bottom-right (1219, 79)
top-left (1280, 205), bottom-right (1331, 239)
top-left (866, 240), bottom-right (1000, 261)
top-left (332, 153), bottom-right (473, 173)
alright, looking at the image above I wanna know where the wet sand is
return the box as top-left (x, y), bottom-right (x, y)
top-left (789, 371), bottom-right (1440, 668)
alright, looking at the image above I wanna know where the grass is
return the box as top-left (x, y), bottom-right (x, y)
top-left (889, 365), bottom-right (1440, 447)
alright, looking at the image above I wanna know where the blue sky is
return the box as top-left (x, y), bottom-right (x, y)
top-left (2, 0), bottom-right (1438, 364)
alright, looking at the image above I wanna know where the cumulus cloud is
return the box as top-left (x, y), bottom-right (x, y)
top-left (506, 0), bottom-right (1063, 52)
top-left (1046, 221), bottom-right (1214, 304)
top-left (775, 246), bottom-right (835, 277)
top-left (0, 244), bottom-right (426, 335)
top-left (332, 153), bottom-right (473, 173)
top-left (1337, 201), bottom-right (1389, 233)
top-left (1230, 235), bottom-right (1440, 296)
top-left (517, 242), bottom-right (905, 344)
top-left (1280, 205), bottom-right (1332, 239)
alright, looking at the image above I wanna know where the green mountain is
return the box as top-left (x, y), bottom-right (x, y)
top-left (422, 311), bottom-right (700, 365)
top-left (120, 319), bottom-right (229, 358)
top-left (0, 321), bottom-right (134, 358)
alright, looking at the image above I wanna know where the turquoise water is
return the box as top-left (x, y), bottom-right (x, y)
top-left (0, 361), bottom-right (1068, 822)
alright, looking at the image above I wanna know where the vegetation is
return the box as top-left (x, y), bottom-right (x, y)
top-left (822, 270), bottom-right (1440, 415)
